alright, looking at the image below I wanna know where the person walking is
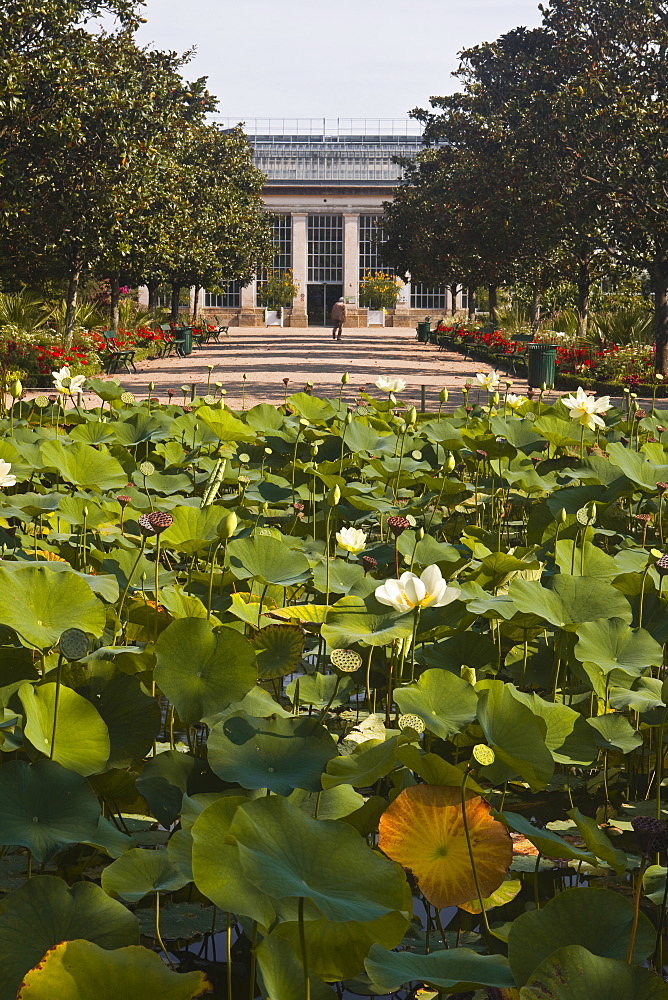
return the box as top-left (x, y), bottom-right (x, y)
top-left (331, 297), bottom-right (347, 340)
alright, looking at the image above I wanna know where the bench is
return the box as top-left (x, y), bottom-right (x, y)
top-left (100, 332), bottom-right (136, 375)
top-left (211, 316), bottom-right (230, 343)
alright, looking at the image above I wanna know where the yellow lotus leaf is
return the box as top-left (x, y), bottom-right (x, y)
top-left (378, 784), bottom-right (512, 908)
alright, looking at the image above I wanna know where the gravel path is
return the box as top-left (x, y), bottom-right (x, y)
top-left (53, 325), bottom-right (560, 411)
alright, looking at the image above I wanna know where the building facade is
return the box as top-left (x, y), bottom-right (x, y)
top-left (199, 118), bottom-right (465, 327)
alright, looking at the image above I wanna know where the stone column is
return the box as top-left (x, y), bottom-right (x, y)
top-left (392, 275), bottom-right (413, 328)
top-left (289, 212), bottom-right (308, 325)
top-left (239, 279), bottom-right (259, 327)
top-left (343, 213), bottom-right (360, 325)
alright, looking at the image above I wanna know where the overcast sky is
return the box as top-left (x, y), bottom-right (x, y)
top-left (132, 0), bottom-right (543, 122)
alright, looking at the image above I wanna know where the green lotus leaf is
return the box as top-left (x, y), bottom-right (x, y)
top-left (288, 785), bottom-right (365, 820)
top-left (321, 595), bottom-right (414, 648)
top-left (606, 440), bottom-right (668, 489)
top-left (191, 796), bottom-right (276, 927)
top-left (159, 505), bottom-right (231, 554)
top-left (609, 676), bottom-right (665, 713)
top-left (394, 668), bottom-right (477, 740)
top-left (566, 807), bottom-right (627, 874)
top-left (74, 664), bottom-right (161, 769)
top-left (477, 680), bottom-right (555, 791)
top-left (136, 901), bottom-right (222, 942)
top-left (508, 687), bottom-right (599, 766)
top-left (286, 393), bottom-right (336, 422)
top-left (196, 404), bottom-right (255, 442)
top-left (256, 932), bottom-right (335, 1000)
top-left (113, 413), bottom-right (165, 446)
top-left (136, 750), bottom-right (219, 827)
top-left (0, 565), bottom-right (106, 650)
top-left (501, 811), bottom-right (596, 864)
top-left (16, 939), bottom-right (211, 1000)
top-left (509, 576), bottom-right (632, 628)
top-left (574, 618), bottom-right (662, 676)
top-left (69, 420), bottom-right (118, 445)
top-left (228, 534), bottom-right (310, 586)
top-left (507, 887), bottom-right (655, 986)
top-left (312, 559), bottom-right (365, 595)
top-left (245, 402), bottom-right (286, 431)
top-left (586, 713), bottom-right (643, 752)
top-left (230, 795), bottom-right (409, 922)
top-left (250, 623), bottom-right (304, 679)
top-left (643, 864), bottom-right (668, 905)
top-left (40, 440), bottom-right (127, 491)
top-left (86, 377), bottom-right (124, 401)
top-left (0, 646), bottom-right (39, 703)
top-left (396, 745), bottom-right (484, 793)
top-left (322, 737), bottom-right (400, 790)
top-left (154, 619), bottom-right (257, 725)
top-left (19, 682), bottom-right (110, 776)
top-left (286, 672), bottom-right (354, 708)
top-left (101, 847), bottom-right (189, 902)
top-left (519, 945), bottom-right (668, 999)
top-left (208, 713), bottom-right (337, 794)
top-left (365, 944), bottom-right (516, 993)
top-left (0, 759), bottom-right (100, 862)
top-left (554, 539), bottom-right (618, 580)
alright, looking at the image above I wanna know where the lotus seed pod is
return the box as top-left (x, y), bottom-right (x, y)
top-left (146, 510), bottom-right (174, 533)
top-left (120, 392), bottom-right (135, 404)
top-left (398, 714), bottom-right (426, 734)
top-left (217, 511), bottom-right (238, 539)
top-left (330, 649), bottom-right (363, 673)
top-left (445, 453), bottom-right (456, 472)
top-left (439, 387), bottom-right (448, 403)
top-left (34, 395), bottom-right (49, 408)
top-left (9, 379), bottom-right (22, 398)
top-left (411, 450), bottom-right (422, 460)
top-left (472, 744), bottom-right (496, 766)
top-left (203, 394), bottom-right (215, 405)
top-left (238, 453), bottom-right (250, 464)
top-left (59, 628), bottom-right (89, 661)
top-left (139, 461), bottom-right (155, 477)
top-left (332, 485), bottom-right (341, 505)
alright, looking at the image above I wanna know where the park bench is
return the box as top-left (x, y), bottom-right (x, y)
top-left (492, 333), bottom-right (534, 377)
top-left (100, 332), bottom-right (136, 375)
top-left (211, 316), bottom-right (230, 343)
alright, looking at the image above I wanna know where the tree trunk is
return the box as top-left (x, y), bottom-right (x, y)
top-left (467, 287), bottom-right (476, 320)
top-left (192, 284), bottom-right (200, 323)
top-left (530, 284), bottom-right (541, 331)
top-left (147, 278), bottom-right (158, 321)
top-left (109, 274), bottom-right (120, 334)
top-left (170, 282), bottom-right (180, 323)
top-left (489, 285), bottom-right (498, 327)
top-left (450, 284), bottom-right (460, 316)
top-left (576, 261), bottom-right (591, 339)
top-left (654, 252), bottom-right (668, 374)
top-left (64, 267), bottom-right (81, 347)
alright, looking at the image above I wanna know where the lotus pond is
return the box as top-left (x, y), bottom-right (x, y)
top-left (1, 375), bottom-right (668, 998)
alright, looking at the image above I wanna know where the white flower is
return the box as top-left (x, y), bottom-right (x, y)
top-left (506, 393), bottom-right (527, 410)
top-left (375, 565), bottom-right (460, 613)
top-left (52, 365), bottom-right (86, 395)
top-left (561, 385), bottom-right (612, 430)
top-left (376, 375), bottom-right (407, 394)
top-left (0, 462), bottom-right (16, 489)
top-left (476, 370), bottom-right (501, 390)
top-left (336, 526), bottom-right (367, 554)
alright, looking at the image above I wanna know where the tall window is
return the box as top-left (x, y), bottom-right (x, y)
top-left (307, 215), bottom-right (343, 282)
top-left (359, 215), bottom-right (391, 279)
top-left (411, 284), bottom-right (447, 310)
top-left (257, 214), bottom-right (293, 304)
top-left (205, 282), bottom-right (240, 308)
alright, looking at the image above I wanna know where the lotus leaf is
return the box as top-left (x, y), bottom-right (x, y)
top-left (365, 944), bottom-right (516, 993)
top-left (507, 886), bottom-right (656, 985)
top-left (321, 595), bottom-right (414, 647)
top-left (394, 668), bottom-right (478, 740)
top-left (250, 623), bottom-right (304, 678)
top-left (159, 505), bottom-right (230, 554)
top-left (101, 847), bottom-right (189, 902)
top-left (518, 945), bottom-right (668, 999)
top-left (476, 680), bottom-right (555, 790)
top-left (0, 565), bottom-right (106, 650)
top-left (208, 713), bottom-right (337, 794)
top-left (378, 784), bottom-right (512, 908)
top-left (286, 671), bottom-right (354, 708)
top-left (154, 618), bottom-right (257, 724)
top-left (574, 617), bottom-right (662, 676)
top-left (0, 876), bottom-right (137, 1000)
top-left (509, 576), bottom-right (632, 628)
top-left (228, 534), bottom-right (310, 586)
top-left (256, 932), bottom-right (335, 1000)
top-left (40, 440), bottom-right (127, 490)
top-left (16, 939), bottom-right (211, 999)
top-left (19, 682), bottom-right (110, 776)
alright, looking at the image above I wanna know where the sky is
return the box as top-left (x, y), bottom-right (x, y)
top-left (132, 0), bottom-right (543, 122)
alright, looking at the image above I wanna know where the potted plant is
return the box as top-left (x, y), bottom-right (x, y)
top-left (359, 271), bottom-right (401, 326)
top-left (257, 270), bottom-right (298, 327)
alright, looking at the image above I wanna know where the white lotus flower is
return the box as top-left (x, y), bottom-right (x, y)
top-left (376, 375), bottom-right (407, 393)
top-left (336, 526), bottom-right (367, 554)
top-left (562, 385), bottom-right (612, 430)
top-left (52, 365), bottom-right (86, 395)
top-left (476, 370), bottom-right (501, 390)
top-left (375, 565), bottom-right (460, 613)
top-left (506, 393), bottom-right (527, 410)
top-left (0, 462), bottom-right (16, 489)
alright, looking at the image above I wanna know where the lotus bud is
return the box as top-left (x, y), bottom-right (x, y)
top-left (345, 411), bottom-right (353, 425)
top-left (332, 485), bottom-right (341, 505)
top-left (218, 511), bottom-right (238, 539)
top-left (445, 453), bottom-right (456, 472)
top-left (417, 526), bottom-right (425, 540)
top-left (559, 507), bottom-right (567, 523)
top-left (439, 387), bottom-right (448, 403)
top-left (148, 382), bottom-right (155, 392)
top-left (83, 506), bottom-right (88, 517)
top-left (541, 382), bottom-right (547, 392)
top-left (491, 392), bottom-right (499, 405)
top-left (342, 372), bottom-right (349, 384)
top-left (408, 406), bottom-right (417, 425)
top-left (261, 502), bottom-right (269, 513)
top-left (8, 379), bottom-right (22, 399)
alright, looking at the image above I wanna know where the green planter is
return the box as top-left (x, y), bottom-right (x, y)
top-left (416, 320), bottom-right (431, 342)
top-left (527, 343), bottom-right (557, 388)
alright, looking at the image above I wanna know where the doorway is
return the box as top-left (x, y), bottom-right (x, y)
top-left (307, 283), bottom-right (343, 326)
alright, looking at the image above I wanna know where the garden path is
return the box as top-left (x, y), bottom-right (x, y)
top-left (72, 325), bottom-right (562, 410)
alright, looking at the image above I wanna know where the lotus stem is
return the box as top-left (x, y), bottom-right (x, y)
top-left (249, 920), bottom-right (257, 1000)
top-left (626, 861), bottom-right (647, 963)
top-left (155, 891), bottom-right (175, 969)
top-left (49, 654), bottom-right (64, 762)
top-left (298, 896), bottom-right (310, 1000)
top-left (460, 767), bottom-right (492, 947)
top-left (113, 536), bottom-right (147, 645)
top-left (226, 913), bottom-right (233, 999)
